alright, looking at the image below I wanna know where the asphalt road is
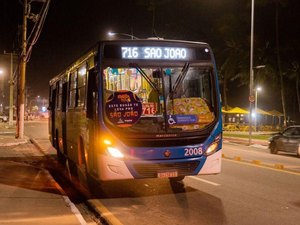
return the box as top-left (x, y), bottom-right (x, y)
top-left (25, 121), bottom-right (300, 225)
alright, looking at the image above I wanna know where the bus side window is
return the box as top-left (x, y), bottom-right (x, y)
top-left (69, 71), bottom-right (77, 108)
top-left (87, 68), bottom-right (97, 119)
top-left (62, 82), bottom-right (68, 112)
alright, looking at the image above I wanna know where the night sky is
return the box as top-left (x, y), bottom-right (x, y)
top-left (1, 0), bottom-right (300, 118)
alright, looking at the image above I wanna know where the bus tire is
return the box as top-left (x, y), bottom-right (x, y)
top-left (169, 176), bottom-right (185, 182)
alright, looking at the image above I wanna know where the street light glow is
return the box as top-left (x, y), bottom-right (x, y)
top-left (107, 31), bottom-right (115, 36)
top-left (255, 86), bottom-right (262, 132)
top-left (0, 69), bottom-right (4, 75)
top-left (107, 31), bottom-right (138, 40)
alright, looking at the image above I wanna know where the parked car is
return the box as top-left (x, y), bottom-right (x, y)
top-left (0, 115), bottom-right (8, 122)
top-left (269, 125), bottom-right (300, 157)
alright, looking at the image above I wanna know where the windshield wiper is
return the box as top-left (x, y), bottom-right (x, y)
top-left (129, 63), bottom-right (160, 94)
top-left (169, 62), bottom-right (190, 99)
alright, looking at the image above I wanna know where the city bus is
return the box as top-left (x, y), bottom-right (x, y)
top-left (48, 39), bottom-right (222, 182)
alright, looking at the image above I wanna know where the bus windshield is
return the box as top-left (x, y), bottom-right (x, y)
top-left (103, 65), bottom-right (216, 134)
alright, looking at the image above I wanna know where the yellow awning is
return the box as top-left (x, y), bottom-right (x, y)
top-left (225, 107), bottom-right (249, 114)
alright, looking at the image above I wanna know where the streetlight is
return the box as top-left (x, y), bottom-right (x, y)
top-left (107, 31), bottom-right (138, 40)
top-left (254, 86), bottom-right (262, 132)
top-left (249, 0), bottom-right (255, 145)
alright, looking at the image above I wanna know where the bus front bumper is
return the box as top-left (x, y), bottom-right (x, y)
top-left (96, 149), bottom-right (221, 181)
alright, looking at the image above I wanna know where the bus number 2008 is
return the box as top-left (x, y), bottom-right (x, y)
top-left (184, 147), bottom-right (203, 156)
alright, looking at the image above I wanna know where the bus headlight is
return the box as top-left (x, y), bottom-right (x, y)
top-left (102, 138), bottom-right (124, 158)
top-left (107, 146), bottom-right (124, 158)
top-left (205, 142), bottom-right (219, 156)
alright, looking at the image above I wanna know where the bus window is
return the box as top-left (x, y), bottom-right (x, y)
top-left (87, 68), bottom-right (97, 119)
top-left (62, 82), bottom-right (67, 112)
top-left (103, 65), bottom-right (215, 132)
top-left (69, 71), bottom-right (77, 108)
top-left (77, 64), bottom-right (87, 108)
top-left (56, 80), bottom-right (63, 110)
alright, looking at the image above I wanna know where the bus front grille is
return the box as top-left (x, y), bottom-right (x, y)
top-left (133, 161), bottom-right (200, 178)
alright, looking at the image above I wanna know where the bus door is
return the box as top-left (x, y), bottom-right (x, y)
top-left (62, 82), bottom-right (68, 154)
top-left (50, 85), bottom-right (57, 145)
top-left (86, 68), bottom-right (98, 171)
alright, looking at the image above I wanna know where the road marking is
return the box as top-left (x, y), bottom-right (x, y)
top-left (63, 196), bottom-right (88, 225)
top-left (43, 169), bottom-right (88, 225)
top-left (188, 176), bottom-right (221, 186)
top-left (88, 199), bottom-right (124, 225)
top-left (223, 158), bottom-right (300, 176)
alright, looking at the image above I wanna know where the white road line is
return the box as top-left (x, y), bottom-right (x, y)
top-left (188, 176), bottom-right (221, 186)
top-left (44, 169), bottom-right (88, 225)
top-left (63, 196), bottom-right (88, 225)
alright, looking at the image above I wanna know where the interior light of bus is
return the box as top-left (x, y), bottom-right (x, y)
top-left (107, 146), bottom-right (124, 158)
top-left (78, 67), bottom-right (86, 76)
top-left (205, 141), bottom-right (219, 156)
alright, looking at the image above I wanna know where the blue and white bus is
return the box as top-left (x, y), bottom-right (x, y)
top-left (49, 39), bottom-right (222, 182)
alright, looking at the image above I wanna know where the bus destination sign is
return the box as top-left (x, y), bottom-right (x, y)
top-left (121, 47), bottom-right (190, 60)
top-left (103, 44), bottom-right (211, 61)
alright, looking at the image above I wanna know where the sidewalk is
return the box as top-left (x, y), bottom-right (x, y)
top-left (223, 136), bottom-right (269, 146)
top-left (0, 123), bottom-right (28, 147)
top-left (0, 123), bottom-right (88, 225)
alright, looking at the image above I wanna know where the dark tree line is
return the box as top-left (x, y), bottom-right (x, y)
top-left (135, 0), bottom-right (300, 123)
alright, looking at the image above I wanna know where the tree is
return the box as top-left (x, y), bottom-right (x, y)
top-left (274, 0), bottom-right (288, 126)
top-left (288, 62), bottom-right (300, 115)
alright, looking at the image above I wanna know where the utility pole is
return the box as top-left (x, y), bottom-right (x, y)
top-left (17, 0), bottom-right (28, 139)
top-left (16, 0), bottom-right (50, 138)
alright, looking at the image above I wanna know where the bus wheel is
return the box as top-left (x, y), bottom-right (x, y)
top-left (169, 176), bottom-right (185, 182)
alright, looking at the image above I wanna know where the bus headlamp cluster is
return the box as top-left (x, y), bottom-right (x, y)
top-left (205, 141), bottom-right (219, 156)
top-left (103, 139), bottom-right (124, 158)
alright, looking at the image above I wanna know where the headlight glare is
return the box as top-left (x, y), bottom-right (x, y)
top-left (107, 146), bottom-right (124, 158)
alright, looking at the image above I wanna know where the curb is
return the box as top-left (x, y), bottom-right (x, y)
top-left (87, 199), bottom-right (123, 225)
top-left (223, 137), bottom-right (269, 146)
top-left (222, 154), bottom-right (299, 174)
top-left (0, 135), bottom-right (29, 147)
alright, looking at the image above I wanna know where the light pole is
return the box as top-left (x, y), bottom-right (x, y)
top-left (249, 0), bottom-right (255, 145)
top-left (107, 31), bottom-right (138, 40)
top-left (254, 86), bottom-right (261, 132)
